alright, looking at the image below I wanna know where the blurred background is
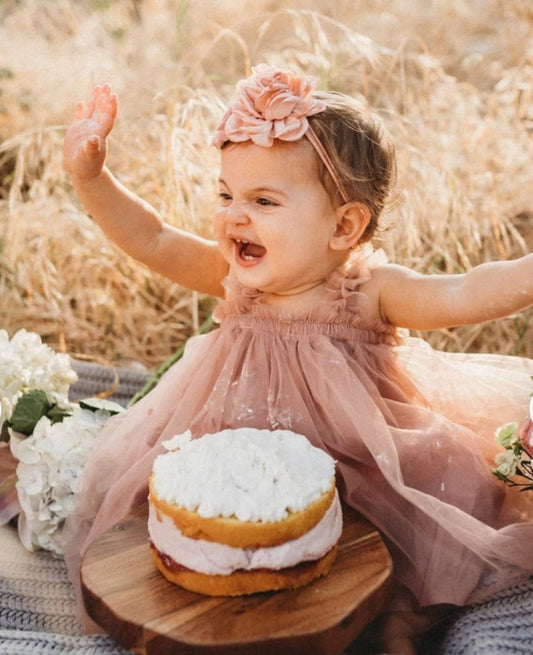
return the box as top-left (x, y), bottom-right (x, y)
top-left (1, 0), bottom-right (532, 370)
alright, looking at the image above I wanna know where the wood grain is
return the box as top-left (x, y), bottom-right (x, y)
top-left (81, 503), bottom-right (392, 655)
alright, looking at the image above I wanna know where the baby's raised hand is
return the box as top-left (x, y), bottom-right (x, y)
top-left (63, 84), bottom-right (117, 181)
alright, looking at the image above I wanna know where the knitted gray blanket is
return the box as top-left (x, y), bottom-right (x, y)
top-left (436, 579), bottom-right (533, 655)
top-left (0, 518), bottom-right (131, 653)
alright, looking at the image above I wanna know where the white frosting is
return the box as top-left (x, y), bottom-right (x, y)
top-left (149, 489), bottom-right (342, 575)
top-left (152, 428), bottom-right (336, 523)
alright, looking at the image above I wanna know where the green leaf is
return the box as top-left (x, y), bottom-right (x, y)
top-left (9, 389), bottom-right (52, 436)
top-left (0, 422), bottom-right (10, 444)
top-left (78, 398), bottom-right (124, 415)
top-left (47, 405), bottom-right (73, 424)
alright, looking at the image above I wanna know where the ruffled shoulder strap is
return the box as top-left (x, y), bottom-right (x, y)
top-left (325, 246), bottom-right (387, 304)
top-left (344, 245), bottom-right (389, 281)
top-left (322, 246), bottom-right (398, 337)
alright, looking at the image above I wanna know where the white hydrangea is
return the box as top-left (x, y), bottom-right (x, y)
top-left (0, 329), bottom-right (77, 426)
top-left (492, 394), bottom-right (533, 490)
top-left (494, 422), bottom-right (520, 449)
top-left (494, 449), bottom-right (521, 479)
top-left (9, 407), bottom-right (112, 555)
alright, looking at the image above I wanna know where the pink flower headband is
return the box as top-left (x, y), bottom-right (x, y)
top-left (213, 64), bottom-right (349, 204)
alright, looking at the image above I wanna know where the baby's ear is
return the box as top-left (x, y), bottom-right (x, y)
top-left (330, 202), bottom-right (371, 250)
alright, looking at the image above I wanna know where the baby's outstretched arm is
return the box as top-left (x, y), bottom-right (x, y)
top-left (63, 85), bottom-right (227, 296)
top-left (371, 253), bottom-right (533, 330)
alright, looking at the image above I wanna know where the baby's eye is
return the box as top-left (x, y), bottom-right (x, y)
top-left (218, 192), bottom-right (232, 204)
top-left (256, 197), bottom-right (277, 207)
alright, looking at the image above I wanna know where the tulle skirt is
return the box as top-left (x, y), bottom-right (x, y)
top-left (63, 264), bottom-right (533, 635)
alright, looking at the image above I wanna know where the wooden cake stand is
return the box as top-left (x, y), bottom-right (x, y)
top-left (81, 503), bottom-right (392, 655)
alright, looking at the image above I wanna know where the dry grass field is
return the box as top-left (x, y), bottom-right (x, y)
top-left (0, 0), bottom-right (532, 370)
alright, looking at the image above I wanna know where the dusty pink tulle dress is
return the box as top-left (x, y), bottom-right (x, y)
top-left (64, 249), bottom-right (533, 630)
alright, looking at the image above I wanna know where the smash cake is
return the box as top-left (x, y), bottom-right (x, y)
top-left (148, 428), bottom-right (343, 596)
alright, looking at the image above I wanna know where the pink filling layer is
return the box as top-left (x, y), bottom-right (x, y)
top-left (148, 489), bottom-right (342, 576)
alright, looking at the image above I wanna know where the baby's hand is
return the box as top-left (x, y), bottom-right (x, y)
top-left (63, 84), bottom-right (117, 181)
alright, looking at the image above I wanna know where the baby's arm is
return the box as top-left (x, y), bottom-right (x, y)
top-left (63, 85), bottom-right (228, 296)
top-left (371, 254), bottom-right (533, 330)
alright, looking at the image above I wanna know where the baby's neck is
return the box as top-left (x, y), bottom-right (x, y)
top-left (261, 279), bottom-right (330, 311)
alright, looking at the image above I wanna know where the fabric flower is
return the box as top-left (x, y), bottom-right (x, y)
top-left (213, 64), bottom-right (325, 148)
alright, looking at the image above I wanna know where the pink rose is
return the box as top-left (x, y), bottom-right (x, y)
top-left (213, 64), bottom-right (325, 148)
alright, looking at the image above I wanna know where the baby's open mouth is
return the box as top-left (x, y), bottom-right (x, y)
top-left (235, 239), bottom-right (266, 262)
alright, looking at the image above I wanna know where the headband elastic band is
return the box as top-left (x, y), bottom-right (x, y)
top-left (305, 125), bottom-right (349, 204)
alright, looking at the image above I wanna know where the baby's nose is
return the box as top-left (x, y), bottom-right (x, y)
top-left (225, 202), bottom-right (249, 225)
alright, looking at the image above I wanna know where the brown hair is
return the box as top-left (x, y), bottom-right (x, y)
top-left (309, 92), bottom-right (396, 243)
